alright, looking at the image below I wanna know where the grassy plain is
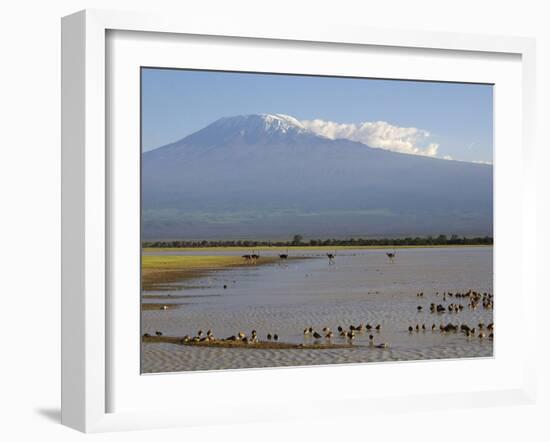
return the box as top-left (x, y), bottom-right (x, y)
top-left (142, 254), bottom-right (279, 291)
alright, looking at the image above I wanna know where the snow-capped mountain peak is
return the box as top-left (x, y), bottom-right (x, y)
top-left (210, 113), bottom-right (310, 136)
top-left (174, 113), bottom-right (324, 148)
top-left (258, 113), bottom-right (306, 133)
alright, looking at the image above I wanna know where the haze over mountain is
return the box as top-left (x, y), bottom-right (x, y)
top-left (142, 114), bottom-right (493, 240)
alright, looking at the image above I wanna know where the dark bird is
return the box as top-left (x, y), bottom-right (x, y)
top-left (443, 323), bottom-right (458, 332)
top-left (267, 333), bottom-right (272, 340)
top-left (273, 334), bottom-right (279, 341)
top-left (155, 331), bottom-right (162, 336)
top-left (408, 326), bottom-right (413, 333)
top-left (313, 331), bottom-right (322, 339)
top-left (375, 324), bottom-right (381, 331)
top-left (460, 324), bottom-right (471, 333)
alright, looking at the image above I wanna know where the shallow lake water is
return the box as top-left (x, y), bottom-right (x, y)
top-left (141, 247), bottom-right (493, 373)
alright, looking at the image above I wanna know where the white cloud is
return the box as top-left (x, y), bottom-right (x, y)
top-left (301, 119), bottom-right (441, 158)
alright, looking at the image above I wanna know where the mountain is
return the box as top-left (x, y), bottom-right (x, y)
top-left (142, 114), bottom-right (493, 240)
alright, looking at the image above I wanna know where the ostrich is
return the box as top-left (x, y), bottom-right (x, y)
top-left (242, 254), bottom-right (252, 264)
top-left (327, 252), bottom-right (336, 264)
top-left (250, 252), bottom-right (260, 263)
top-left (386, 250), bottom-right (396, 263)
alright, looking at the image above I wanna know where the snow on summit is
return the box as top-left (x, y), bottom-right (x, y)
top-left (171, 113), bottom-right (324, 148)
top-left (209, 113), bottom-right (310, 135)
top-left (259, 114), bottom-right (306, 133)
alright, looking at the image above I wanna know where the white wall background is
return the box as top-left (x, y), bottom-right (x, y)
top-left (0, 1), bottom-right (548, 440)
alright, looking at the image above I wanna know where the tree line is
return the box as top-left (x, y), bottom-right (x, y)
top-left (143, 234), bottom-right (493, 248)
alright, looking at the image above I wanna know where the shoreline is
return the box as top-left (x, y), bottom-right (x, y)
top-left (142, 255), bottom-right (302, 291)
top-left (141, 245), bottom-right (492, 290)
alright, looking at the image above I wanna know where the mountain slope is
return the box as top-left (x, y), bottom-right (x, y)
top-left (142, 114), bottom-right (492, 239)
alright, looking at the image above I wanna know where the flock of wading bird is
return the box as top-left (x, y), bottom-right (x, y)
top-left (144, 323), bottom-right (389, 349)
top-left (303, 323), bottom-right (388, 348)
top-left (408, 289), bottom-right (494, 340)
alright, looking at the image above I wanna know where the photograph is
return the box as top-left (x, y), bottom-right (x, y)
top-left (140, 68), bottom-right (494, 374)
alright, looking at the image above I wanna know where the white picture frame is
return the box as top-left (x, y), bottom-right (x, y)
top-left (61, 9), bottom-right (537, 433)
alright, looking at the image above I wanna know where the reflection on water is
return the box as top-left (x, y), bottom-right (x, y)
top-left (142, 247), bottom-right (493, 373)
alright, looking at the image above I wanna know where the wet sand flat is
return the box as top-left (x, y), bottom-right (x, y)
top-left (141, 246), bottom-right (493, 373)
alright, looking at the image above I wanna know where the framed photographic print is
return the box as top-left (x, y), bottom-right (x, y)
top-left (61, 9), bottom-right (537, 432)
top-left (139, 68), bottom-right (494, 374)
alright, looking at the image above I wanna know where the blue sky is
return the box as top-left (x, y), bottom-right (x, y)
top-left (141, 68), bottom-right (493, 163)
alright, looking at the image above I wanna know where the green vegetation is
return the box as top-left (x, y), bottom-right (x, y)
top-left (142, 254), bottom-right (279, 291)
top-left (143, 255), bottom-right (250, 270)
top-left (143, 234), bottom-right (493, 249)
